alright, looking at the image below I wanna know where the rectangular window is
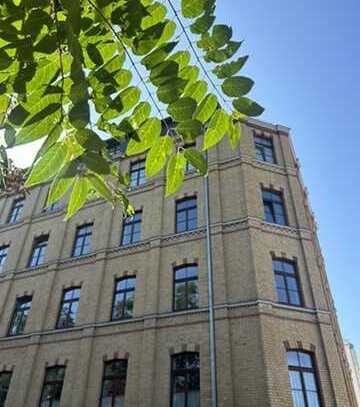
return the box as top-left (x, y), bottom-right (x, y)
top-left (39, 366), bottom-right (66, 407)
top-left (287, 351), bottom-right (322, 407)
top-left (171, 353), bottom-right (200, 407)
top-left (7, 198), bottom-right (24, 224)
top-left (0, 245), bottom-right (9, 273)
top-left (100, 360), bottom-right (128, 407)
top-left (273, 259), bottom-right (302, 306)
top-left (173, 264), bottom-right (199, 311)
top-left (112, 277), bottom-right (136, 320)
top-left (255, 135), bottom-right (275, 163)
top-left (28, 235), bottom-right (48, 268)
top-left (262, 189), bottom-right (287, 225)
top-left (72, 223), bottom-right (93, 257)
top-left (56, 287), bottom-right (81, 329)
top-left (43, 200), bottom-right (61, 213)
top-left (0, 371), bottom-right (12, 407)
top-left (130, 160), bottom-right (146, 188)
top-left (121, 212), bottom-right (142, 245)
top-left (176, 197), bottom-right (197, 233)
top-left (8, 296), bottom-right (32, 336)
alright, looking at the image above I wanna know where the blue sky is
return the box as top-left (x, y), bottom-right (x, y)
top-left (216, 1), bottom-right (360, 348)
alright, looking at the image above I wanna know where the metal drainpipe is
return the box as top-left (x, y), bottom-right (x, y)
top-left (203, 152), bottom-right (218, 407)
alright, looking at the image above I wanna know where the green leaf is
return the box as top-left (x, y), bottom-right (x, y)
top-left (168, 51), bottom-right (191, 70)
top-left (181, 0), bottom-right (206, 18)
top-left (16, 108), bottom-right (61, 145)
top-left (66, 176), bottom-right (90, 220)
top-left (0, 49), bottom-right (12, 70)
top-left (129, 102), bottom-right (152, 128)
top-left (166, 152), bottom-right (186, 196)
top-left (184, 80), bottom-right (208, 103)
top-left (176, 120), bottom-right (202, 142)
top-left (74, 129), bottom-right (105, 152)
top-left (113, 69), bottom-right (132, 89)
top-left (88, 173), bottom-right (113, 202)
top-left (222, 76), bottom-right (254, 97)
top-left (69, 101), bottom-right (90, 129)
top-left (203, 109), bottom-right (229, 150)
top-left (149, 60), bottom-right (179, 86)
top-left (157, 78), bottom-right (187, 104)
top-left (233, 97), bottom-right (264, 117)
top-left (103, 87), bottom-right (141, 120)
top-left (194, 94), bottom-right (218, 123)
top-left (168, 97), bottom-right (197, 122)
top-left (212, 25), bottom-right (232, 48)
top-left (141, 2), bottom-right (167, 29)
top-left (86, 43), bottom-right (104, 67)
top-left (190, 14), bottom-right (215, 34)
top-left (83, 152), bottom-right (111, 174)
top-left (228, 120), bottom-right (242, 149)
top-left (179, 66), bottom-right (199, 85)
top-left (145, 135), bottom-right (173, 177)
top-left (184, 148), bottom-right (207, 175)
top-left (212, 56), bottom-right (249, 79)
top-left (4, 125), bottom-right (16, 148)
top-left (47, 161), bottom-right (78, 206)
top-left (141, 42), bottom-right (178, 69)
top-left (205, 41), bottom-right (242, 63)
top-left (126, 117), bottom-right (161, 155)
top-left (26, 142), bottom-right (68, 187)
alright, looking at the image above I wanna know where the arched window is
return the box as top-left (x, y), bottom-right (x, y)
top-left (171, 352), bottom-right (200, 407)
top-left (287, 350), bottom-right (322, 407)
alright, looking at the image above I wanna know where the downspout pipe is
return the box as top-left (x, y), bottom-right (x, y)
top-left (203, 152), bottom-right (218, 407)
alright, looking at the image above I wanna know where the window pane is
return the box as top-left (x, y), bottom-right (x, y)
top-left (306, 391), bottom-right (320, 407)
top-left (287, 351), bottom-right (300, 367)
top-left (303, 372), bottom-right (317, 391)
top-left (275, 274), bottom-right (286, 289)
top-left (175, 282), bottom-right (187, 311)
top-left (299, 352), bottom-right (313, 368)
top-left (277, 288), bottom-right (288, 303)
top-left (187, 281), bottom-right (199, 309)
top-left (289, 290), bottom-right (301, 306)
top-left (289, 371), bottom-right (302, 390)
top-left (292, 390), bottom-right (306, 407)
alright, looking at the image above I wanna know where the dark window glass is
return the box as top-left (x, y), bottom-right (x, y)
top-left (121, 212), bottom-right (142, 245)
top-left (56, 287), bottom-right (81, 329)
top-left (28, 235), bottom-right (48, 268)
top-left (72, 223), bottom-right (93, 257)
top-left (262, 190), bottom-right (287, 225)
top-left (39, 366), bottom-right (65, 407)
top-left (0, 245), bottom-right (9, 273)
top-left (184, 143), bottom-right (196, 173)
top-left (255, 136), bottom-right (275, 163)
top-left (100, 360), bottom-right (128, 407)
top-left (273, 259), bottom-right (302, 306)
top-left (176, 198), bottom-right (197, 233)
top-left (0, 372), bottom-right (12, 407)
top-left (7, 198), bottom-right (24, 224)
top-left (8, 296), bottom-right (32, 336)
top-left (287, 351), bottom-right (321, 407)
top-left (171, 353), bottom-right (200, 407)
top-left (130, 160), bottom-right (146, 187)
top-left (112, 277), bottom-right (136, 320)
top-left (173, 265), bottom-right (199, 311)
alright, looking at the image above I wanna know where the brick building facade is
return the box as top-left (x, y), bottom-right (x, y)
top-left (0, 118), bottom-right (357, 407)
